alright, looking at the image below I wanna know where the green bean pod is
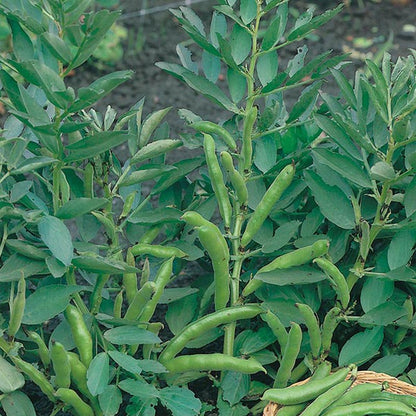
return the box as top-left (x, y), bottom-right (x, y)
top-left (313, 258), bottom-right (350, 309)
top-left (12, 356), bottom-right (56, 402)
top-left (278, 360), bottom-right (332, 416)
top-left (181, 211), bottom-right (212, 228)
top-left (130, 243), bottom-right (187, 259)
top-left (220, 151), bottom-right (248, 207)
top-left (198, 225), bottom-right (230, 311)
top-left (203, 134), bottom-right (232, 230)
top-left (191, 120), bottom-right (237, 151)
top-left (243, 240), bottom-right (329, 297)
top-left (310, 360), bottom-right (332, 380)
top-left (159, 305), bottom-right (263, 363)
top-left (113, 290), bottom-right (124, 319)
top-left (369, 391), bottom-right (416, 408)
top-left (66, 352), bottom-right (96, 403)
top-left (164, 353), bottom-right (266, 374)
top-left (241, 163), bottom-right (295, 247)
top-left (123, 248), bottom-right (138, 305)
top-left (322, 400), bottom-right (415, 416)
top-left (138, 257), bottom-right (174, 323)
top-left (51, 341), bottom-right (71, 388)
top-left (28, 331), bottom-right (50, 368)
top-left (241, 106), bottom-right (258, 172)
top-left (274, 322), bottom-right (302, 388)
top-left (55, 388), bottom-right (94, 416)
top-left (64, 305), bottom-right (93, 367)
top-left (261, 309), bottom-right (288, 351)
top-left (300, 380), bottom-right (353, 416)
top-left (8, 275), bottom-right (26, 338)
top-left (295, 303), bottom-right (321, 360)
top-left (124, 282), bottom-right (156, 321)
top-left (259, 240), bottom-right (329, 274)
top-left (138, 225), bottom-right (162, 245)
top-left (131, 139), bottom-right (182, 164)
top-left (262, 365), bottom-right (354, 406)
top-left (140, 257), bottom-right (150, 288)
top-left (327, 382), bottom-right (384, 409)
top-left (321, 307), bottom-right (341, 355)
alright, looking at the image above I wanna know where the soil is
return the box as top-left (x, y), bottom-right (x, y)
top-left (17, 1), bottom-right (416, 415)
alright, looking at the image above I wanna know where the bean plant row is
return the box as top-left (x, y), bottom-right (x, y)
top-left (0, 0), bottom-right (416, 415)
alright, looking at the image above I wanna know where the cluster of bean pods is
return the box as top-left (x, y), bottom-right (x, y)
top-left (263, 364), bottom-right (416, 416)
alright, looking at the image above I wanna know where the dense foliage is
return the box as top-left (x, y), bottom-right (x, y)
top-left (0, 0), bottom-right (416, 415)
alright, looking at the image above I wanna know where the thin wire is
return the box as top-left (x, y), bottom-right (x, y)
top-left (119, 0), bottom-right (211, 20)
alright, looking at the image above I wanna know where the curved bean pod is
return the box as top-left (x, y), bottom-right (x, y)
top-left (164, 353), bottom-right (265, 374)
top-left (241, 163), bottom-right (295, 247)
top-left (295, 303), bottom-right (321, 360)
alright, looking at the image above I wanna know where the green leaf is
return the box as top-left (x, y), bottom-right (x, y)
top-left (358, 302), bottom-right (407, 326)
top-left (13, 156), bottom-right (57, 174)
top-left (312, 148), bottom-right (372, 188)
top-left (338, 327), bottom-right (384, 366)
top-left (330, 69), bottom-right (357, 109)
top-left (137, 359), bottom-right (167, 374)
top-left (22, 285), bottom-right (81, 325)
top-left (287, 81), bottom-right (322, 122)
top-left (404, 177), bottom-right (416, 217)
top-left (9, 20), bottom-right (34, 61)
top-left (182, 72), bottom-right (239, 112)
top-left (314, 114), bottom-right (363, 161)
top-left (128, 206), bottom-right (182, 225)
top-left (221, 371), bottom-right (250, 406)
top-left (69, 10), bottom-right (120, 70)
top-left (118, 379), bottom-right (159, 400)
top-left (151, 156), bottom-right (205, 195)
top-left (56, 198), bottom-right (108, 219)
top-left (159, 386), bottom-right (202, 416)
top-left (240, 0), bottom-right (257, 24)
top-left (38, 216), bottom-right (73, 266)
top-left (69, 71), bottom-right (133, 113)
top-left (261, 14), bottom-right (283, 50)
top-left (41, 32), bottom-right (73, 64)
top-left (98, 385), bottom-right (122, 416)
top-left (237, 327), bottom-right (276, 355)
top-left (256, 51), bottom-right (278, 87)
top-left (370, 161), bottom-right (396, 181)
top-left (253, 135), bottom-right (277, 173)
top-left (72, 256), bottom-right (139, 274)
top-left (119, 166), bottom-right (177, 187)
top-left (262, 221), bottom-right (300, 253)
top-left (0, 254), bottom-right (47, 282)
top-left (65, 131), bottom-right (134, 162)
top-left (210, 11), bottom-right (227, 48)
top-left (87, 353), bottom-right (110, 396)
top-left (361, 278), bottom-right (394, 313)
top-left (368, 355), bottom-right (410, 377)
top-left (387, 230), bottom-right (416, 270)
top-left (287, 5), bottom-right (343, 42)
top-left (227, 68), bottom-right (247, 104)
top-left (1, 391), bottom-right (36, 416)
top-left (230, 24), bottom-right (251, 65)
top-left (166, 294), bottom-right (198, 335)
top-left (255, 266), bottom-right (326, 285)
top-left (7, 60), bottom-right (72, 109)
top-left (0, 356), bottom-right (25, 393)
top-left (202, 51), bottom-right (221, 83)
top-left (131, 140), bottom-right (182, 164)
top-left (108, 351), bottom-right (142, 375)
top-left (304, 171), bottom-right (355, 229)
top-left (103, 327), bottom-right (161, 345)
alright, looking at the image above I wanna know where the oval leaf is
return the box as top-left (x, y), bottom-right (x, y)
top-left (103, 326), bottom-right (161, 345)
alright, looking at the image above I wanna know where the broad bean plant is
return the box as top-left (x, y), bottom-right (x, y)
top-left (0, 0), bottom-right (416, 415)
